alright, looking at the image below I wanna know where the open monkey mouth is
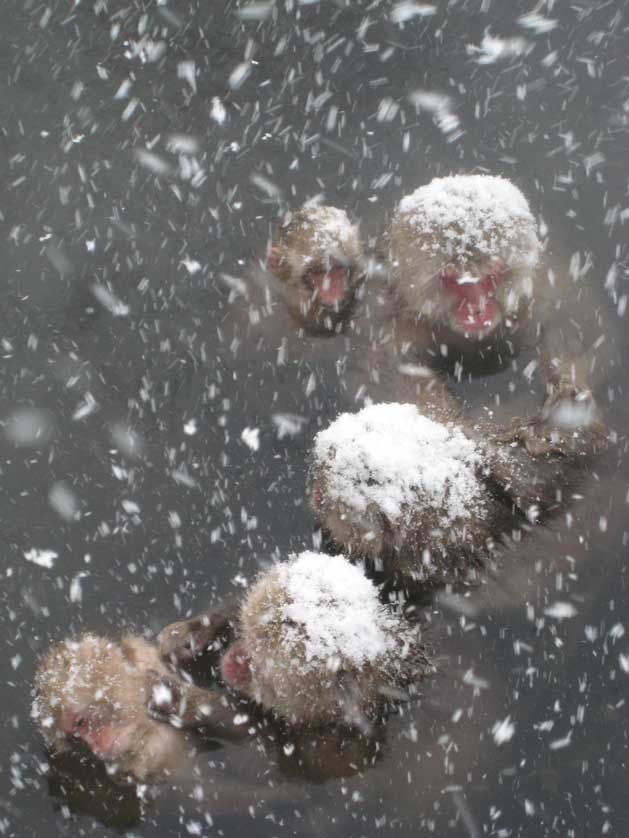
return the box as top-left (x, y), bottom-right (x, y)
top-left (304, 264), bottom-right (352, 308)
top-left (451, 296), bottom-right (501, 335)
top-left (440, 262), bottom-right (506, 337)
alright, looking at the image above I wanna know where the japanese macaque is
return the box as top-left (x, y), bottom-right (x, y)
top-left (33, 633), bottom-right (245, 783)
top-left (310, 401), bottom-right (607, 587)
top-left (386, 174), bottom-right (601, 416)
top-left (264, 204), bottom-right (365, 334)
top-left (158, 552), bottom-right (430, 730)
top-left (389, 175), bottom-right (539, 346)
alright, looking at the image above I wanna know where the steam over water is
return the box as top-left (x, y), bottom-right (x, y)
top-left (2, 1), bottom-right (629, 835)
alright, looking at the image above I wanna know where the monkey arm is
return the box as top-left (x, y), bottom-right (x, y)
top-left (537, 252), bottom-right (619, 419)
top-left (540, 320), bottom-right (594, 399)
top-left (346, 333), bottom-right (462, 421)
top-left (145, 670), bottom-right (251, 742)
top-left (159, 599), bottom-right (240, 666)
top-left (484, 414), bottom-right (608, 516)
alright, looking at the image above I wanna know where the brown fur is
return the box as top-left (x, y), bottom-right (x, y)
top-left (270, 205), bottom-right (364, 333)
top-left (311, 407), bottom-right (608, 587)
top-left (33, 634), bottom-right (187, 782)
top-left (236, 565), bottom-right (430, 726)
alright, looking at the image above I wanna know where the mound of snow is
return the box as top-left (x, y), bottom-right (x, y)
top-left (396, 174), bottom-right (540, 263)
top-left (288, 205), bottom-right (358, 250)
top-left (314, 402), bottom-right (484, 525)
top-left (276, 551), bottom-right (396, 665)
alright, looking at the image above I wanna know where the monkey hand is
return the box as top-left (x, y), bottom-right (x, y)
top-left (543, 354), bottom-right (599, 430)
top-left (498, 418), bottom-right (564, 458)
top-left (159, 607), bottom-right (235, 666)
top-left (146, 670), bottom-right (252, 738)
top-left (542, 377), bottom-right (598, 431)
top-left (146, 670), bottom-right (189, 725)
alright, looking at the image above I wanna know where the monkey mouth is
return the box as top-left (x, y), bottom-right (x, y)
top-left (450, 297), bottom-right (501, 336)
top-left (304, 265), bottom-right (352, 308)
top-left (441, 265), bottom-right (504, 337)
top-left (85, 722), bottom-right (136, 760)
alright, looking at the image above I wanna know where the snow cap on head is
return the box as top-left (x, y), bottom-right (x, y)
top-left (395, 174), bottom-right (541, 267)
top-left (279, 204), bottom-right (361, 266)
top-left (276, 551), bottom-right (396, 664)
top-left (237, 550), bottom-right (423, 723)
top-left (313, 402), bottom-right (485, 527)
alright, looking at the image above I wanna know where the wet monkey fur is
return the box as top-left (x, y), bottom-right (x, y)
top-left (310, 401), bottom-right (608, 588)
top-left (33, 634), bottom-right (246, 782)
top-left (158, 553), bottom-right (431, 729)
top-left (386, 174), bottom-right (608, 419)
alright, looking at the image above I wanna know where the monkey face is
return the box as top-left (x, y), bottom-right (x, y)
top-left (302, 257), bottom-right (357, 310)
top-left (269, 205), bottom-right (364, 332)
top-left (57, 708), bottom-right (138, 761)
top-left (438, 257), bottom-right (510, 338)
top-left (273, 245), bottom-right (363, 330)
top-left (220, 641), bottom-right (253, 691)
top-left (390, 174), bottom-right (541, 348)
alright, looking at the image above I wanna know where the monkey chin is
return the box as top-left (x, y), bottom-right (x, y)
top-left (293, 292), bottom-right (358, 336)
top-left (446, 298), bottom-right (503, 342)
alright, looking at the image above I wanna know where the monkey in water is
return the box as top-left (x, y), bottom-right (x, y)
top-left (310, 401), bottom-right (608, 587)
top-left (33, 633), bottom-right (246, 783)
top-left (157, 551), bottom-right (431, 731)
top-left (264, 204), bottom-right (366, 334)
top-left (386, 174), bottom-right (607, 422)
top-left (223, 201), bottom-right (462, 456)
top-left (230, 203), bottom-right (367, 342)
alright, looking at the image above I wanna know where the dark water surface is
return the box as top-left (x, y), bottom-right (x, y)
top-left (2, 0), bottom-right (629, 835)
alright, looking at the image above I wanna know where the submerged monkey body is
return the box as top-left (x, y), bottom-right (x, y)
top-left (311, 402), bottom-right (607, 587)
top-left (34, 634), bottom-right (248, 783)
top-left (159, 553), bottom-right (431, 729)
top-left (385, 174), bottom-right (614, 426)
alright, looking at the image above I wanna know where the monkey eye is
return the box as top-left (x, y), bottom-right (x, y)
top-left (73, 715), bottom-right (88, 735)
top-left (303, 267), bottom-right (325, 288)
top-left (488, 260), bottom-right (509, 284)
top-left (440, 262), bottom-right (458, 281)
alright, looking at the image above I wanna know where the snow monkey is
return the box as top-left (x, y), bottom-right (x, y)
top-left (310, 401), bottom-right (608, 587)
top-left (157, 552), bottom-right (431, 729)
top-left (387, 174), bottom-right (602, 419)
top-left (33, 633), bottom-right (246, 782)
top-left (265, 204), bottom-right (365, 334)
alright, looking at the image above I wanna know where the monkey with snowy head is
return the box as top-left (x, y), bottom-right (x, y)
top-left (389, 175), bottom-right (539, 350)
top-left (310, 401), bottom-right (607, 589)
top-left (264, 204), bottom-right (366, 335)
top-left (157, 552), bottom-right (431, 731)
top-left (386, 174), bottom-right (605, 424)
top-left (33, 633), bottom-right (247, 783)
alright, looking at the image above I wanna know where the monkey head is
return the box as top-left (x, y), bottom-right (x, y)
top-left (267, 205), bottom-right (365, 333)
top-left (33, 634), bottom-right (183, 781)
top-left (220, 551), bottom-right (428, 727)
top-left (389, 174), bottom-right (541, 347)
top-left (311, 402), bottom-right (497, 584)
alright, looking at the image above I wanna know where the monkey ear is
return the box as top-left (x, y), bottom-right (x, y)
top-left (267, 246), bottom-right (283, 274)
